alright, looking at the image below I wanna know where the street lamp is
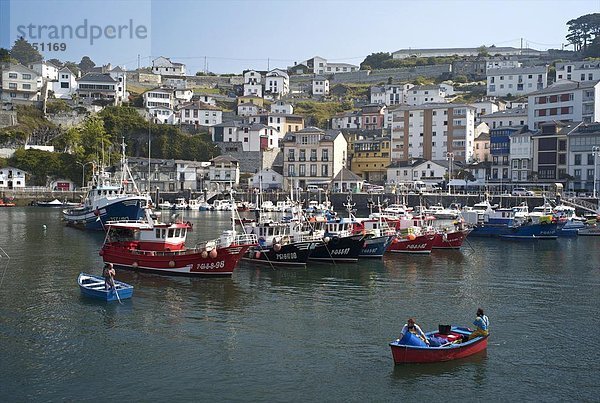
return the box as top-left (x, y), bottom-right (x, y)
top-left (593, 146), bottom-right (600, 199)
top-left (76, 161), bottom-right (94, 189)
top-left (446, 152), bottom-right (454, 194)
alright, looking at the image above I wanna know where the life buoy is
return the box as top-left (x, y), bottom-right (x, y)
top-left (201, 251), bottom-right (208, 258)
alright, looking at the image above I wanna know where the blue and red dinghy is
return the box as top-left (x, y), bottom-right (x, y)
top-left (389, 326), bottom-right (488, 364)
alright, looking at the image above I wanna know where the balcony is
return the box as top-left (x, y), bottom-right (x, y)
top-left (288, 157), bottom-right (295, 161)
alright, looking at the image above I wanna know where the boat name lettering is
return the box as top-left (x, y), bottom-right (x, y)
top-left (406, 243), bottom-right (427, 249)
top-left (331, 248), bottom-right (350, 255)
top-left (363, 248), bottom-right (378, 254)
top-left (197, 261), bottom-right (225, 270)
top-left (276, 252), bottom-right (297, 260)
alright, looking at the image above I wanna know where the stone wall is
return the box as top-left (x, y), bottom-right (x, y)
top-left (0, 111), bottom-right (18, 128)
top-left (215, 142), bottom-right (281, 174)
top-left (331, 65), bottom-right (452, 84)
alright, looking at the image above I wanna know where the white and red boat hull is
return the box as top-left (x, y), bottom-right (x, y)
top-left (100, 243), bottom-right (252, 276)
top-left (386, 234), bottom-right (434, 254)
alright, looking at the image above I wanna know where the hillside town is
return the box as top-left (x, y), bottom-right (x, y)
top-left (2, 20), bottom-right (600, 200)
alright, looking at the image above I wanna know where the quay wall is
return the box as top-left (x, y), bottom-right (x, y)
top-left (2, 189), bottom-right (596, 216)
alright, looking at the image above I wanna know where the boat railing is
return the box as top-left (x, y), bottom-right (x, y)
top-left (234, 234), bottom-right (259, 245)
top-left (295, 233), bottom-right (323, 242)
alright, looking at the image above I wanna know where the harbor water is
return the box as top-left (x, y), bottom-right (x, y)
top-left (0, 208), bottom-right (599, 401)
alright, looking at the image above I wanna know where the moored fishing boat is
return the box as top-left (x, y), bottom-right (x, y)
top-left (431, 227), bottom-right (472, 249)
top-left (386, 231), bottom-right (435, 254)
top-left (77, 273), bottom-right (133, 301)
top-left (242, 220), bottom-right (321, 267)
top-left (63, 143), bottom-right (151, 230)
top-left (389, 326), bottom-right (488, 364)
top-left (100, 207), bottom-right (258, 276)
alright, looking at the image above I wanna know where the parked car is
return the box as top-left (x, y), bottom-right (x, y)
top-left (307, 185), bottom-right (325, 193)
top-left (512, 188), bottom-right (534, 196)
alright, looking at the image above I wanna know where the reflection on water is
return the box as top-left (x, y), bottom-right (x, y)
top-left (0, 208), bottom-right (599, 401)
top-left (391, 350), bottom-right (488, 383)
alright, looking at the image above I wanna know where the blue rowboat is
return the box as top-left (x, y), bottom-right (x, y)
top-left (78, 273), bottom-right (133, 302)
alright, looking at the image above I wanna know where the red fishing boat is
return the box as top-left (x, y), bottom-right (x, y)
top-left (389, 326), bottom-right (488, 364)
top-left (431, 228), bottom-right (472, 249)
top-left (100, 209), bottom-right (257, 276)
top-left (386, 228), bottom-right (434, 254)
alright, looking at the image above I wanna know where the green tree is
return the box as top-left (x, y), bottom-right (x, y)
top-left (0, 48), bottom-right (11, 62)
top-left (360, 52), bottom-right (391, 70)
top-left (80, 115), bottom-right (112, 161)
top-left (566, 13), bottom-right (600, 52)
top-left (477, 45), bottom-right (489, 57)
top-left (78, 56), bottom-right (96, 73)
top-left (10, 37), bottom-right (42, 65)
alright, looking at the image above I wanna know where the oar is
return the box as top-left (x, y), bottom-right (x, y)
top-left (111, 275), bottom-right (122, 304)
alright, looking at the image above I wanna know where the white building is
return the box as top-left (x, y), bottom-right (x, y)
top-left (221, 123), bottom-right (280, 152)
top-left (243, 70), bottom-right (263, 97)
top-left (485, 59), bottom-right (522, 72)
top-left (196, 94), bottom-right (217, 106)
top-left (29, 61), bottom-right (59, 81)
top-left (487, 66), bottom-right (548, 97)
top-left (76, 73), bottom-right (120, 105)
top-left (107, 66), bottom-right (127, 104)
top-left (179, 101), bottom-right (222, 126)
top-left (208, 155), bottom-right (240, 191)
top-left (250, 167), bottom-right (285, 190)
top-left (331, 111), bottom-right (361, 130)
top-left (371, 84), bottom-right (414, 105)
top-left (152, 56), bottom-right (186, 76)
top-left (265, 69), bottom-right (289, 99)
top-left (527, 80), bottom-right (600, 129)
top-left (292, 56), bottom-right (358, 75)
top-left (312, 75), bottom-right (329, 96)
top-left (148, 107), bottom-right (177, 124)
top-left (479, 107), bottom-right (528, 129)
top-left (0, 64), bottom-right (42, 104)
top-left (389, 103), bottom-right (476, 163)
top-left (281, 127), bottom-right (347, 188)
top-left (407, 85), bottom-right (449, 105)
top-left (556, 61), bottom-right (600, 82)
top-left (143, 87), bottom-right (193, 110)
top-left (271, 100), bottom-right (294, 114)
top-left (392, 46), bottom-right (543, 60)
top-left (509, 130), bottom-right (534, 182)
top-left (0, 166), bottom-right (26, 188)
top-left (470, 99), bottom-right (505, 121)
top-left (386, 158), bottom-right (448, 184)
top-left (237, 102), bottom-right (260, 117)
top-left (51, 66), bottom-right (77, 100)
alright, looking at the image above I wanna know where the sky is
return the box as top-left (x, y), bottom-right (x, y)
top-left (1, 0), bottom-right (599, 73)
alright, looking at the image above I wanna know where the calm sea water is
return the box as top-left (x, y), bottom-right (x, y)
top-left (0, 208), bottom-right (599, 401)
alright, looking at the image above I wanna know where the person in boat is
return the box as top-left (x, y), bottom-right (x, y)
top-left (469, 308), bottom-right (490, 340)
top-left (399, 317), bottom-right (430, 345)
top-left (102, 263), bottom-right (116, 290)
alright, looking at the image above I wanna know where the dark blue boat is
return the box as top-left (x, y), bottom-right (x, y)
top-left (359, 234), bottom-right (394, 258)
top-left (78, 273), bottom-right (134, 301)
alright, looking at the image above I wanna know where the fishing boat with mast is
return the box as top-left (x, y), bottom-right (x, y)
top-left (100, 198), bottom-right (258, 276)
top-left (63, 140), bottom-right (151, 231)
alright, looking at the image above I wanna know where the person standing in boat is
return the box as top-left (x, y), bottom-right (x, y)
top-left (102, 263), bottom-right (116, 290)
top-left (399, 318), bottom-right (430, 345)
top-left (469, 308), bottom-right (489, 340)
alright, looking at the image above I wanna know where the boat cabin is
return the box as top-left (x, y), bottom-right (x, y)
top-left (105, 221), bottom-right (190, 252)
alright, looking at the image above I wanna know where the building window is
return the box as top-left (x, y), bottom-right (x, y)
top-left (574, 154), bottom-right (581, 165)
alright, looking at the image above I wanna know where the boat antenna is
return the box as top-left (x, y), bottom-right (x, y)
top-left (148, 119), bottom-right (151, 193)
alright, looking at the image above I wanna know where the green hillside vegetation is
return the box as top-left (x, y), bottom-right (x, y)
top-left (0, 105), bottom-right (55, 145)
top-left (293, 100), bottom-right (354, 128)
top-left (6, 105), bottom-right (220, 187)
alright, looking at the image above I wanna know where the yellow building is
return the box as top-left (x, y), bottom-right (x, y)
top-left (350, 136), bottom-right (391, 184)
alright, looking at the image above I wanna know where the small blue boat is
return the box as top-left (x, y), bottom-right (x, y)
top-left (78, 273), bottom-right (134, 301)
